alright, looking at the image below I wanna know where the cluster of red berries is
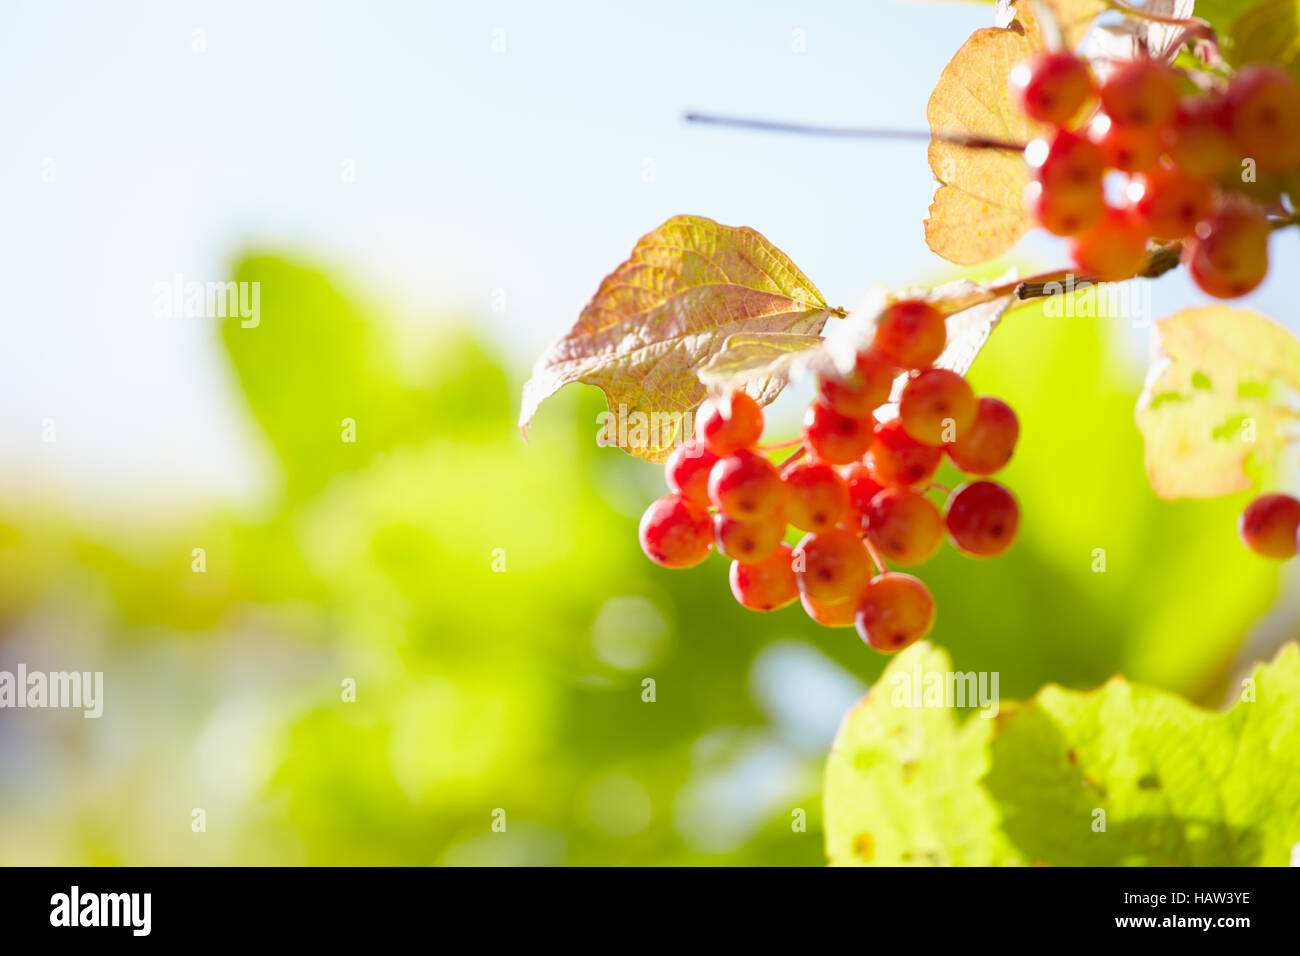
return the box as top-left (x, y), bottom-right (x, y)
top-left (1239, 492), bottom-right (1300, 562)
top-left (638, 300), bottom-right (1021, 653)
top-left (1012, 51), bottom-right (1300, 296)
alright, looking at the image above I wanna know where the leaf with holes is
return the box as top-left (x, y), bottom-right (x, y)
top-left (824, 643), bottom-right (1013, 867)
top-left (925, 24), bottom-right (1047, 266)
top-left (1136, 306), bottom-right (1300, 499)
top-left (825, 642), bottom-right (1300, 866)
top-left (519, 215), bottom-right (838, 462)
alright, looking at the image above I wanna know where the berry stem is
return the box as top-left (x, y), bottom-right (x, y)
top-left (757, 437), bottom-right (805, 452)
top-left (779, 445), bottom-right (808, 469)
top-left (862, 536), bottom-right (890, 576)
top-left (928, 481), bottom-right (952, 495)
top-left (684, 113), bottom-right (1027, 151)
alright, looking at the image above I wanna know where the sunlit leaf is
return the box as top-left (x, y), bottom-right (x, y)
top-left (1226, 0), bottom-right (1300, 79)
top-left (1136, 306), bottom-right (1300, 499)
top-left (826, 642), bottom-right (1300, 866)
top-left (700, 280), bottom-right (1018, 407)
top-left (824, 643), bottom-right (1012, 867)
top-left (221, 256), bottom-right (471, 502)
top-left (1042, 0), bottom-right (1112, 48)
top-left (520, 216), bottom-right (838, 462)
top-left (925, 26), bottom-right (1046, 265)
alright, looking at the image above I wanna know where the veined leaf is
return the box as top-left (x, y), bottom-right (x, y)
top-left (925, 25), bottom-right (1047, 265)
top-left (520, 216), bottom-right (838, 462)
top-left (824, 643), bottom-right (1013, 866)
top-left (699, 280), bottom-right (1017, 405)
top-left (826, 642), bottom-right (1300, 866)
top-left (1041, 0), bottom-right (1110, 48)
top-left (1136, 306), bottom-right (1300, 499)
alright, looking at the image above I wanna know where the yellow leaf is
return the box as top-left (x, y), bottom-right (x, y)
top-left (1041, 0), bottom-right (1108, 48)
top-left (925, 26), bottom-right (1046, 266)
top-left (1136, 306), bottom-right (1300, 499)
top-left (519, 216), bottom-right (836, 462)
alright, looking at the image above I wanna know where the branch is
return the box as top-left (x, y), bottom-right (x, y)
top-left (684, 113), bottom-right (1027, 151)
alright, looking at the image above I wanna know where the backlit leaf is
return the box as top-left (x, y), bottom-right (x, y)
top-left (826, 642), bottom-right (1300, 866)
top-left (519, 216), bottom-right (838, 462)
top-left (925, 26), bottom-right (1046, 265)
top-left (1136, 306), bottom-right (1300, 499)
top-left (699, 280), bottom-right (1017, 404)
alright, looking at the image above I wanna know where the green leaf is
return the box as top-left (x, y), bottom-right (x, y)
top-left (824, 643), bottom-right (1014, 866)
top-left (825, 642), bottom-right (1300, 866)
top-left (1136, 305), bottom-right (1300, 499)
top-left (1224, 0), bottom-right (1300, 78)
top-left (519, 216), bottom-right (837, 462)
top-left (221, 256), bottom-right (499, 501)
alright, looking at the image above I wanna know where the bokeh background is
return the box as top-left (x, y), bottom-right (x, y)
top-left (1, 0), bottom-right (1297, 865)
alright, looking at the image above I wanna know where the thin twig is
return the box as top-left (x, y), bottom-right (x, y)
top-left (684, 113), bottom-right (1027, 151)
top-left (779, 445), bottom-right (807, 469)
top-left (863, 537), bottom-right (889, 577)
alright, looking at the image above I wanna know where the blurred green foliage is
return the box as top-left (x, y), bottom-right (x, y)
top-left (0, 255), bottom-right (1284, 865)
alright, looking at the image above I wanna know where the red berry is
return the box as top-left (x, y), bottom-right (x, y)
top-left (696, 391), bottom-right (764, 456)
top-left (803, 400), bottom-right (875, 465)
top-left (1011, 51), bottom-right (1096, 125)
top-left (898, 368), bottom-right (977, 447)
top-left (1129, 165), bottom-right (1213, 240)
top-left (800, 589), bottom-right (865, 629)
top-left (638, 494), bottom-right (713, 568)
top-left (865, 487), bottom-right (945, 566)
top-left (817, 349), bottom-right (896, 418)
top-left (1099, 57), bottom-right (1180, 130)
top-left (855, 573), bottom-right (935, 653)
top-left (868, 418), bottom-right (943, 488)
top-left (945, 481), bottom-right (1020, 557)
top-left (841, 461), bottom-right (885, 530)
top-left (1238, 493), bottom-right (1300, 560)
top-left (713, 509), bottom-right (787, 563)
top-left (1031, 129), bottom-right (1105, 190)
top-left (730, 544), bottom-right (799, 611)
top-left (793, 528), bottom-right (872, 603)
top-left (1166, 95), bottom-right (1235, 180)
top-left (1090, 113), bottom-right (1163, 172)
top-left (708, 449), bottom-right (783, 520)
top-left (1025, 130), bottom-right (1107, 236)
top-left (665, 439), bottom-right (719, 506)
top-left (1225, 64), bottom-right (1300, 173)
top-left (873, 300), bottom-right (947, 370)
top-left (1025, 178), bottom-right (1106, 237)
top-left (1184, 205), bottom-right (1270, 299)
top-left (1068, 205), bottom-right (1148, 281)
top-left (782, 460), bottom-right (849, 532)
top-left (946, 397), bottom-right (1019, 475)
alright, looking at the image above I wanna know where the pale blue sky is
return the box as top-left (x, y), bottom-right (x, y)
top-left (2, 0), bottom-right (1295, 516)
